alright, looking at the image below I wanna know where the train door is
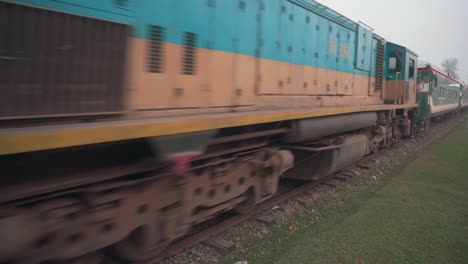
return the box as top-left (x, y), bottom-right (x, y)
top-left (303, 11), bottom-right (318, 95)
top-left (382, 42), bottom-right (407, 103)
top-left (206, 0), bottom-right (236, 107)
top-left (170, 0), bottom-right (212, 108)
top-left (405, 51), bottom-right (417, 104)
top-left (131, 0), bottom-right (212, 109)
top-left (354, 25), bottom-right (373, 97)
top-left (313, 16), bottom-right (330, 95)
top-left (336, 26), bottom-right (352, 95)
top-left (257, 0), bottom-right (283, 95)
top-left (325, 22), bottom-right (337, 95)
top-left (289, 4), bottom-right (306, 95)
top-left (231, 0), bottom-right (257, 106)
top-left (129, 0), bottom-right (174, 110)
top-left (312, 16), bottom-right (328, 95)
top-left (281, 0), bottom-right (294, 95)
top-left (203, 0), bottom-right (257, 107)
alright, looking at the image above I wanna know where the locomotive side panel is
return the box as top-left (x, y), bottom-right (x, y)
top-left (256, 0), bottom-right (383, 108)
top-left (1, 0), bottom-right (393, 121)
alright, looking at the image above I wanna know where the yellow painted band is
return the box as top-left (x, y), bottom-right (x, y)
top-left (0, 104), bottom-right (418, 155)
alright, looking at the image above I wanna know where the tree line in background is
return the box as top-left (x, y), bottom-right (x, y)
top-left (442, 58), bottom-right (459, 80)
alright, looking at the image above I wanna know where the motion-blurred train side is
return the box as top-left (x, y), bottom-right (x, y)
top-left (0, 0), bottom-right (446, 262)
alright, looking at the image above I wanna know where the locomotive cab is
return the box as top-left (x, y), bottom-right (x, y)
top-left (383, 42), bottom-right (418, 104)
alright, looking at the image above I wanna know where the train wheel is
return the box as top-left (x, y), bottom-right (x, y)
top-left (369, 135), bottom-right (384, 153)
top-left (393, 126), bottom-right (402, 142)
top-left (424, 119), bottom-right (431, 131)
top-left (112, 225), bottom-right (170, 261)
top-left (234, 187), bottom-right (258, 215)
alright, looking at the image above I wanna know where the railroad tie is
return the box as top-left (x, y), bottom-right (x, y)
top-left (205, 237), bottom-right (236, 255)
top-left (254, 214), bottom-right (276, 225)
top-left (335, 174), bottom-right (352, 182)
top-left (356, 163), bottom-right (371, 170)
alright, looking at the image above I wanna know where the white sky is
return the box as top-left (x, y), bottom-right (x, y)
top-left (316, 0), bottom-right (468, 83)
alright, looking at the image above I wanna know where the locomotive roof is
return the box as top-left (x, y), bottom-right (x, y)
top-left (387, 41), bottom-right (418, 56)
top-left (296, 0), bottom-right (384, 39)
top-left (297, 0), bottom-right (357, 28)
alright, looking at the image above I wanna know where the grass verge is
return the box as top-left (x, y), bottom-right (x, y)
top-left (225, 124), bottom-right (468, 264)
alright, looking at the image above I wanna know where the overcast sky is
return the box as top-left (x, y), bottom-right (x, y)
top-left (317, 0), bottom-right (468, 83)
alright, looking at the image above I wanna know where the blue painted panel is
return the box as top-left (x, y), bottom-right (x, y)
top-left (317, 16), bottom-right (329, 69)
top-left (292, 0), bottom-right (357, 30)
top-left (234, 0), bottom-right (258, 56)
top-left (280, 0), bottom-right (294, 64)
top-left (177, 0), bottom-right (213, 49)
top-left (337, 26), bottom-right (354, 73)
top-left (292, 3), bottom-right (305, 66)
top-left (134, 0), bottom-right (175, 40)
top-left (212, 1), bottom-right (236, 54)
top-left (356, 25), bottom-right (372, 71)
top-left (348, 30), bottom-right (357, 73)
top-left (316, 19), bottom-right (325, 69)
top-left (302, 11), bottom-right (314, 66)
top-left (307, 13), bottom-right (319, 67)
top-left (258, 0), bottom-right (282, 61)
top-left (53, 0), bottom-right (133, 15)
top-left (7, 0), bottom-right (135, 23)
top-left (8, 0), bottom-right (381, 77)
top-left (328, 22), bottom-right (339, 71)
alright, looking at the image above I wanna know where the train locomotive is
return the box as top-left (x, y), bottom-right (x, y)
top-left (0, 0), bottom-right (453, 262)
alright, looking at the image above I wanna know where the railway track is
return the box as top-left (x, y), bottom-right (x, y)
top-left (136, 152), bottom-right (378, 264)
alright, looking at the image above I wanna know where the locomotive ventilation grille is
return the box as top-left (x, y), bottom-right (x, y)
top-left (182, 32), bottom-right (197, 75)
top-left (0, 1), bottom-right (129, 119)
top-left (147, 25), bottom-right (165, 73)
top-left (375, 42), bottom-right (384, 90)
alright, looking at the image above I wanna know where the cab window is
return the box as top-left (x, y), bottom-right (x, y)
top-left (409, 59), bottom-right (415, 79)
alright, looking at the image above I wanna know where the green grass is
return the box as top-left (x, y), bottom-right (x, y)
top-left (226, 125), bottom-right (468, 264)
